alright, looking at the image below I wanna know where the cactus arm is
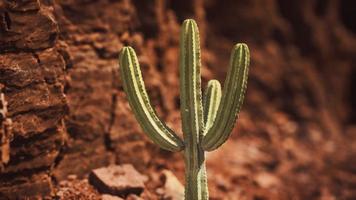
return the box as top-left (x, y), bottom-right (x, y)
top-left (201, 43), bottom-right (250, 151)
top-left (119, 47), bottom-right (184, 152)
top-left (180, 19), bottom-right (204, 143)
top-left (179, 19), bottom-right (207, 199)
top-left (202, 79), bottom-right (222, 135)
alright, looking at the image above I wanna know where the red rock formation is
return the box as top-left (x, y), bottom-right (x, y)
top-left (0, 0), bottom-right (355, 199)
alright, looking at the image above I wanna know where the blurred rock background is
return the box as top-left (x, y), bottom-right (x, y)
top-left (0, 0), bottom-right (355, 199)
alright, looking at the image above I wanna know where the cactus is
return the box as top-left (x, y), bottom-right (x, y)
top-left (119, 19), bottom-right (249, 200)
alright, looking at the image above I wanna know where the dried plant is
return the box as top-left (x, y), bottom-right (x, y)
top-left (119, 19), bottom-right (250, 200)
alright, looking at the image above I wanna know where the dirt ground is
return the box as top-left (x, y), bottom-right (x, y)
top-left (0, 0), bottom-right (355, 199)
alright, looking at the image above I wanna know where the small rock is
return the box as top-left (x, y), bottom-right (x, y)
top-left (101, 194), bottom-right (124, 200)
top-left (126, 194), bottom-right (143, 200)
top-left (157, 170), bottom-right (184, 200)
top-left (254, 172), bottom-right (280, 188)
top-left (89, 164), bottom-right (146, 196)
top-left (67, 174), bottom-right (78, 180)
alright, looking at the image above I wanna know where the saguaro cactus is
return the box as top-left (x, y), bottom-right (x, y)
top-left (119, 19), bottom-right (249, 200)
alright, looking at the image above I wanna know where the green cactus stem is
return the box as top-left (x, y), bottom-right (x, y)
top-left (119, 19), bottom-right (250, 200)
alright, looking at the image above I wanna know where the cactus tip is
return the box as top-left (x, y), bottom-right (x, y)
top-left (234, 43), bottom-right (249, 52)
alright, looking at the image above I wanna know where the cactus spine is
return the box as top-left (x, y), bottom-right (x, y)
top-left (119, 19), bottom-right (249, 200)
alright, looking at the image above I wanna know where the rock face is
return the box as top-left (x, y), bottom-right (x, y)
top-left (0, 0), bottom-right (67, 198)
top-left (0, 0), bottom-right (355, 199)
top-left (89, 165), bottom-right (146, 197)
top-left (0, 83), bottom-right (11, 170)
